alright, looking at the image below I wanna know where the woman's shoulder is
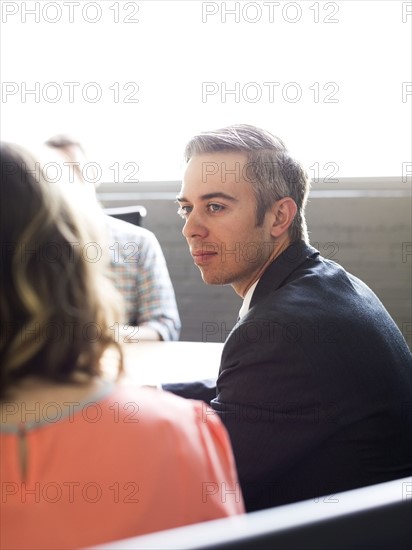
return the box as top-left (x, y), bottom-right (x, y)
top-left (104, 384), bottom-right (228, 448)
top-left (105, 384), bottom-right (205, 424)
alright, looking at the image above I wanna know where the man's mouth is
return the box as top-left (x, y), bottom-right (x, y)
top-left (191, 250), bottom-right (218, 265)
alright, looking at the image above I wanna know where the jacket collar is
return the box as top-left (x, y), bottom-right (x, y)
top-left (250, 241), bottom-right (319, 308)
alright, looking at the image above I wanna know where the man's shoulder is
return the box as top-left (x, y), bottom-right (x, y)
top-left (223, 251), bottom-right (405, 361)
top-left (258, 246), bottom-right (373, 308)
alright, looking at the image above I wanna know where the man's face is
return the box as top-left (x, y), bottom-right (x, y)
top-left (177, 151), bottom-right (278, 297)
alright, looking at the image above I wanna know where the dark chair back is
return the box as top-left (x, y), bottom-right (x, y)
top-left (91, 477), bottom-right (412, 550)
top-left (103, 205), bottom-right (147, 227)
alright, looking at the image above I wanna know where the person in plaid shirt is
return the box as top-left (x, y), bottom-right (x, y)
top-left (45, 134), bottom-right (181, 341)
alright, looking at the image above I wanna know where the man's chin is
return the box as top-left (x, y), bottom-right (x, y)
top-left (199, 269), bottom-right (230, 286)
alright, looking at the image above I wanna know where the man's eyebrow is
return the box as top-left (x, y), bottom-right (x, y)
top-left (175, 192), bottom-right (238, 203)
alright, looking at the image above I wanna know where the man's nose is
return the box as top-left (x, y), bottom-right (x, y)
top-left (182, 210), bottom-right (209, 239)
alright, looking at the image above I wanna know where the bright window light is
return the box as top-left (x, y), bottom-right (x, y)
top-left (0, 0), bottom-right (410, 181)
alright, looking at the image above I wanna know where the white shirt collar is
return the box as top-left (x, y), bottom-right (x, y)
top-left (238, 280), bottom-right (260, 320)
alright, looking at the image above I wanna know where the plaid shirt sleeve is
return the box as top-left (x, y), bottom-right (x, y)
top-left (105, 216), bottom-right (181, 341)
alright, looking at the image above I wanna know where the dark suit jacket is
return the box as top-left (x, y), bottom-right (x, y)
top-left (164, 241), bottom-right (412, 511)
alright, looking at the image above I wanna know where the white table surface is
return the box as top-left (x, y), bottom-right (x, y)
top-left (102, 341), bottom-right (223, 387)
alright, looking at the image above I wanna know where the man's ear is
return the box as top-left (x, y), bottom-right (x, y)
top-left (270, 197), bottom-right (297, 238)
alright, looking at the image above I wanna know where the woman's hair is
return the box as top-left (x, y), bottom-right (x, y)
top-left (184, 124), bottom-right (311, 243)
top-left (0, 142), bottom-right (123, 399)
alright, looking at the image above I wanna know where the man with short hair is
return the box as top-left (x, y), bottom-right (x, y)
top-left (164, 124), bottom-right (412, 511)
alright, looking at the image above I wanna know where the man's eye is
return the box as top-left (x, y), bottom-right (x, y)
top-left (177, 205), bottom-right (192, 218)
top-left (207, 203), bottom-right (225, 213)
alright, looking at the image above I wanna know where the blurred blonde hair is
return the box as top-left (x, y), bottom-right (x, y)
top-left (0, 142), bottom-right (123, 398)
